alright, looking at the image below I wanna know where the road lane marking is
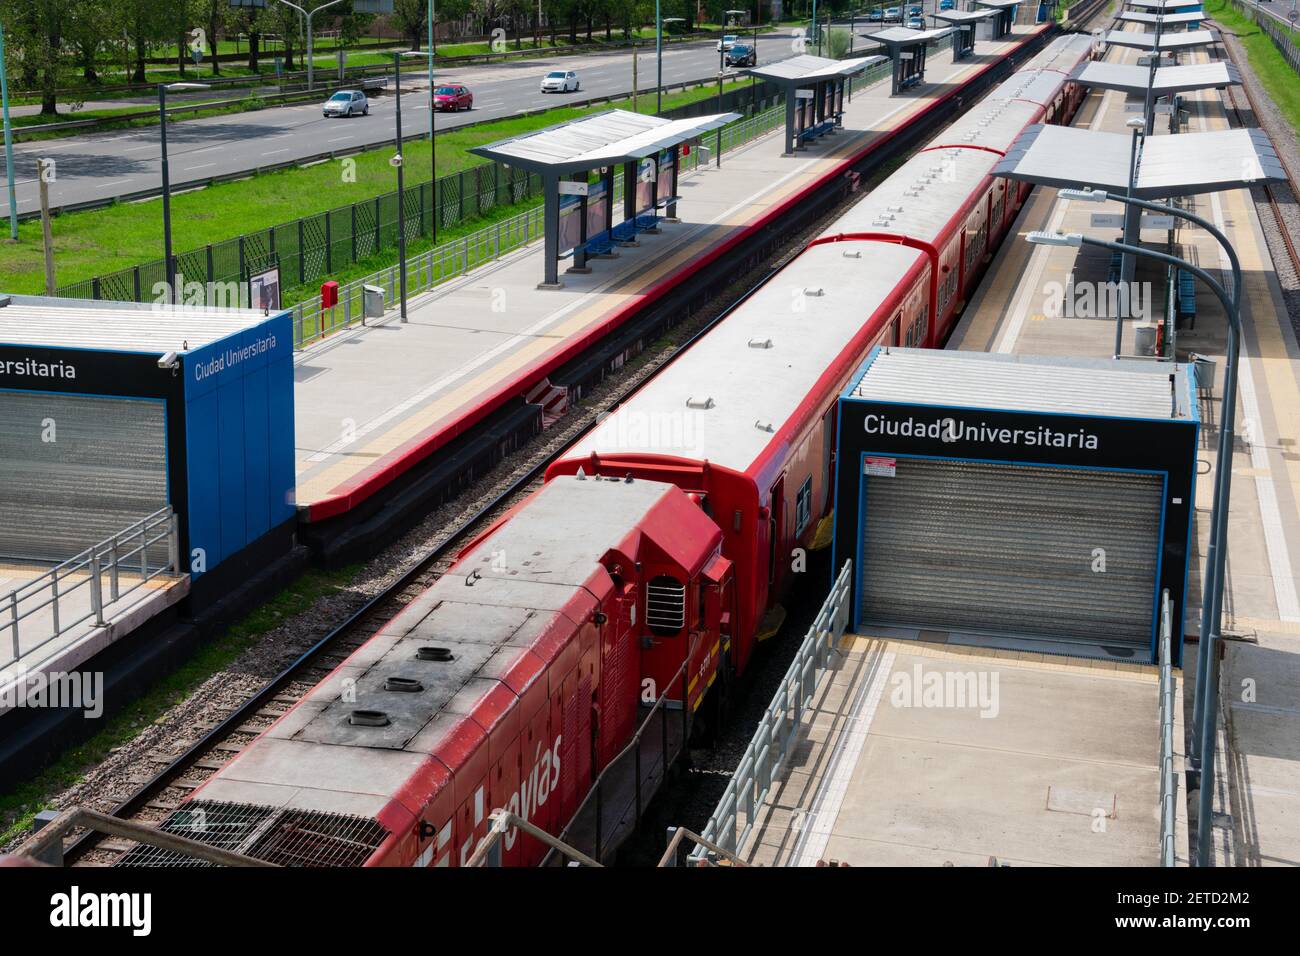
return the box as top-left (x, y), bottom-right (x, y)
top-left (94, 179), bottom-right (132, 189)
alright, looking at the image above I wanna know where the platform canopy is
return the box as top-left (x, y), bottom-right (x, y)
top-left (994, 124), bottom-right (1287, 198)
top-left (1104, 29), bottom-right (1217, 52)
top-left (1116, 9), bottom-right (1206, 25)
top-left (470, 108), bottom-right (739, 175)
top-left (743, 52), bottom-right (888, 84)
top-left (860, 25), bottom-right (955, 45)
top-left (1071, 60), bottom-right (1240, 96)
top-left (1124, 0), bottom-right (1204, 8)
top-left (931, 8), bottom-right (1000, 24)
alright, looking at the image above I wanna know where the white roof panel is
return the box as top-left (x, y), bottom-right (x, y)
top-left (0, 294), bottom-right (279, 355)
top-left (995, 124), bottom-right (1286, 197)
top-left (564, 242), bottom-right (927, 473)
top-left (1104, 28), bottom-right (1217, 51)
top-left (1072, 60), bottom-right (1240, 95)
top-left (470, 109), bottom-right (739, 175)
top-left (931, 9), bottom-right (1000, 23)
top-left (745, 53), bottom-right (888, 83)
top-left (848, 349), bottom-right (1195, 421)
top-left (862, 26), bottom-right (955, 44)
top-left (1125, 0), bottom-right (1204, 8)
top-left (1117, 9), bottom-right (1206, 24)
top-left (973, 0), bottom-right (1024, 8)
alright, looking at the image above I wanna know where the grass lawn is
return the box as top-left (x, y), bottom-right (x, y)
top-left (0, 77), bottom-right (758, 295)
top-left (0, 565), bottom-right (359, 848)
top-left (1206, 0), bottom-right (1300, 149)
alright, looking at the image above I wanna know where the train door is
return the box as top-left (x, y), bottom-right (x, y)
top-left (767, 474), bottom-right (786, 596)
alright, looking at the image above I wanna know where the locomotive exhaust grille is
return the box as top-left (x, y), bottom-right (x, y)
top-left (115, 800), bottom-right (389, 868)
top-left (647, 576), bottom-right (687, 636)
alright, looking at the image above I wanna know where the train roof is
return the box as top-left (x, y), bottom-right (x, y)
top-left (196, 475), bottom-right (714, 820)
top-left (1021, 32), bottom-right (1095, 73)
top-left (826, 146), bottom-right (1001, 246)
top-left (988, 68), bottom-right (1070, 107)
top-left (930, 96), bottom-right (1043, 154)
top-left (564, 241), bottom-right (927, 475)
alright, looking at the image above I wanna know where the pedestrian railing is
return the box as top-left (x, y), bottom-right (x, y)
top-left (689, 559), bottom-right (854, 863)
top-left (1157, 588), bottom-right (1178, 867)
top-left (1, 507), bottom-right (181, 674)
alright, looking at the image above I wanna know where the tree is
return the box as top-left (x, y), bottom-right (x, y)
top-left (391, 0), bottom-right (428, 50)
top-left (2, 0), bottom-right (78, 115)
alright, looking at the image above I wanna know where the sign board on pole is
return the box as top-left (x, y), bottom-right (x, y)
top-left (1089, 213), bottom-right (1125, 228)
top-left (1141, 214), bottom-right (1176, 230)
top-left (249, 265), bottom-right (281, 312)
top-left (795, 88), bottom-right (815, 99)
top-left (558, 181), bottom-right (590, 196)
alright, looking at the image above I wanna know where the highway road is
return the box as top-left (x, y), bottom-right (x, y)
top-left (0, 32), bottom-right (807, 220)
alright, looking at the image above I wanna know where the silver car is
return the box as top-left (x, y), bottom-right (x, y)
top-left (324, 89), bottom-right (369, 117)
top-left (540, 70), bottom-right (580, 93)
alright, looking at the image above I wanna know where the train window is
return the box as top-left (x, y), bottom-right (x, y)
top-left (647, 575), bottom-right (686, 636)
top-left (795, 477), bottom-right (813, 535)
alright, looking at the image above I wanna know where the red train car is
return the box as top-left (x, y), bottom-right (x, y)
top-left (159, 476), bottom-right (727, 867)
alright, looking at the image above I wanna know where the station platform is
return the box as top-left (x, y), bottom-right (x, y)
top-left (950, 30), bottom-right (1300, 866)
top-left (741, 636), bottom-right (1169, 866)
top-left (292, 25), bottom-right (1047, 521)
top-left (0, 559), bottom-right (189, 708)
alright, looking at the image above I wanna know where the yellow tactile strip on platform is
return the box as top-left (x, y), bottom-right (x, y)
top-left (838, 634), bottom-right (1162, 683)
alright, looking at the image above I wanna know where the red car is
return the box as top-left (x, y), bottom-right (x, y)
top-left (433, 84), bottom-right (472, 111)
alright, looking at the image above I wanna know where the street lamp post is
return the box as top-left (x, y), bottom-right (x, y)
top-left (1028, 226), bottom-right (1241, 868)
top-left (392, 53), bottom-right (408, 322)
top-left (158, 82), bottom-right (210, 305)
top-left (1058, 189), bottom-right (1243, 777)
top-left (400, 46), bottom-right (435, 244)
top-left (1116, 115), bottom-right (1145, 356)
top-left (656, 0), bottom-right (663, 114)
top-left (0, 18), bottom-right (16, 240)
top-left (278, 0), bottom-right (347, 92)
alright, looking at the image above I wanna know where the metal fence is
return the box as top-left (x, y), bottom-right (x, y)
top-left (2, 507), bottom-right (181, 673)
top-left (1157, 588), bottom-right (1178, 867)
top-left (689, 559), bottom-right (854, 863)
top-left (54, 80), bottom-right (791, 306)
top-left (1233, 0), bottom-right (1300, 74)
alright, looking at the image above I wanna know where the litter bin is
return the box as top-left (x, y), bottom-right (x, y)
top-left (363, 285), bottom-right (386, 319)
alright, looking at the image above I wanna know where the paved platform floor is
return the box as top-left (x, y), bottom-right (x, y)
top-left (951, 31), bottom-right (1300, 867)
top-left (291, 27), bottom-right (1042, 517)
top-left (742, 638), bottom-right (1167, 866)
top-left (0, 560), bottom-right (189, 709)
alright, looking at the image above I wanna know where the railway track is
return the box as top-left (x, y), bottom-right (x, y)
top-left (1212, 28), bottom-right (1300, 286)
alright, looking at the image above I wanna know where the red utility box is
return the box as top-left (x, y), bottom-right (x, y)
top-left (321, 280), bottom-right (339, 309)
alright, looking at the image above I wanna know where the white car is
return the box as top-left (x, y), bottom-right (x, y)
top-left (323, 89), bottom-right (368, 117)
top-left (717, 34), bottom-right (739, 51)
top-left (540, 70), bottom-right (580, 93)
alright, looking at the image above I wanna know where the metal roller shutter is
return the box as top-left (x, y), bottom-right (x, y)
top-left (0, 391), bottom-right (167, 562)
top-left (859, 457), bottom-right (1162, 648)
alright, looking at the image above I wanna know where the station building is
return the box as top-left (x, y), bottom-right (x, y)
top-left (832, 348), bottom-right (1199, 665)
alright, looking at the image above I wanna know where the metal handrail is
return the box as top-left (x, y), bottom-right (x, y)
top-left (1157, 588), bottom-right (1178, 866)
top-left (288, 58), bottom-right (896, 348)
top-left (1, 507), bottom-right (181, 673)
top-left (658, 825), bottom-right (751, 867)
top-left (689, 559), bottom-right (854, 862)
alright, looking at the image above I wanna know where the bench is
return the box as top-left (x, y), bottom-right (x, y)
top-left (799, 120), bottom-right (836, 144)
top-left (1177, 268), bottom-right (1197, 326)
